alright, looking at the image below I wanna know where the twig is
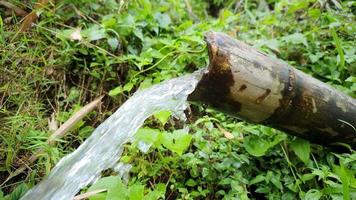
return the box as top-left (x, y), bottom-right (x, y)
top-left (183, 0), bottom-right (199, 22)
top-left (49, 95), bottom-right (104, 142)
top-left (0, 0), bottom-right (28, 17)
top-left (234, 0), bottom-right (243, 13)
top-left (1, 96), bottom-right (104, 186)
top-left (73, 189), bottom-right (106, 200)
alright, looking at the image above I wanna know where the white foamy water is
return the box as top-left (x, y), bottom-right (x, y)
top-left (21, 72), bottom-right (202, 200)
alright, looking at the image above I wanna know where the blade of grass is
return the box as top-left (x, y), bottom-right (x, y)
top-left (1, 96), bottom-right (104, 186)
top-left (331, 28), bottom-right (345, 70)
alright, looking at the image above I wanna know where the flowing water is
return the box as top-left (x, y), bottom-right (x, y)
top-left (21, 72), bottom-right (202, 200)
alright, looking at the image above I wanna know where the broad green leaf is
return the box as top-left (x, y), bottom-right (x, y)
top-left (162, 130), bottom-right (192, 155)
top-left (309, 52), bottom-right (324, 63)
top-left (290, 138), bottom-right (310, 164)
top-left (108, 38), bottom-right (119, 50)
top-left (153, 110), bottom-right (171, 125)
top-left (109, 86), bottom-right (123, 96)
top-left (139, 78), bottom-right (153, 89)
top-left (249, 175), bottom-right (265, 185)
top-left (106, 182), bottom-right (127, 200)
top-left (301, 173), bottom-right (316, 182)
top-left (308, 8), bottom-right (321, 18)
top-left (88, 179), bottom-right (127, 200)
top-left (288, 1), bottom-right (309, 13)
top-left (283, 33), bottom-right (308, 46)
top-left (123, 82), bottom-right (134, 92)
top-left (57, 29), bottom-right (77, 40)
top-left (88, 176), bottom-right (120, 190)
top-left (128, 184), bottom-right (144, 200)
top-left (133, 29), bottom-right (144, 41)
top-left (304, 189), bottom-right (322, 200)
top-left (243, 135), bottom-right (271, 157)
top-left (102, 17), bottom-right (117, 28)
top-left (185, 179), bottom-right (197, 187)
top-left (79, 126), bottom-right (95, 138)
top-left (135, 128), bottom-right (161, 145)
top-left (271, 175), bottom-right (282, 190)
top-left (154, 13), bottom-right (171, 28)
top-left (109, 82), bottom-right (134, 97)
top-left (82, 25), bottom-right (106, 41)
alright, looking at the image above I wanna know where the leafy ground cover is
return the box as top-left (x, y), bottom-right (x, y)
top-left (0, 0), bottom-right (355, 199)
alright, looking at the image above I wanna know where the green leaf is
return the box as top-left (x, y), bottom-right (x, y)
top-left (57, 29), bottom-right (77, 40)
top-left (288, 1), bottom-right (309, 13)
top-left (108, 38), bottom-right (119, 50)
top-left (109, 86), bottom-right (123, 96)
top-left (106, 182), bottom-right (127, 200)
top-left (331, 28), bottom-right (345, 70)
top-left (135, 128), bottom-right (161, 145)
top-left (109, 82), bottom-right (134, 97)
top-left (301, 173), bottom-right (316, 182)
top-left (88, 176), bottom-right (124, 200)
top-left (128, 184), bottom-right (144, 200)
top-left (304, 189), bottom-right (322, 200)
top-left (133, 29), bottom-right (144, 41)
top-left (308, 8), bottom-right (321, 18)
top-left (333, 162), bottom-right (352, 200)
top-left (162, 130), bottom-right (192, 155)
top-left (271, 175), bottom-right (282, 190)
top-left (7, 183), bottom-right (28, 200)
top-left (250, 174), bottom-right (265, 185)
top-left (283, 33), bottom-right (308, 46)
top-left (79, 126), bottom-right (95, 138)
top-left (153, 110), bottom-right (171, 125)
top-left (290, 138), bottom-right (310, 164)
top-left (185, 179), bottom-right (197, 187)
top-left (82, 25), bottom-right (106, 41)
top-left (123, 82), bottom-right (134, 92)
top-left (243, 135), bottom-right (275, 157)
top-left (145, 183), bottom-right (166, 200)
top-left (154, 13), bottom-right (171, 28)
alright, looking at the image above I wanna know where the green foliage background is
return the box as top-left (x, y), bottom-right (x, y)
top-left (0, 0), bottom-right (355, 199)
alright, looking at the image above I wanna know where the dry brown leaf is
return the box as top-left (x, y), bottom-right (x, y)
top-left (216, 124), bottom-right (234, 139)
top-left (19, 0), bottom-right (51, 32)
top-left (19, 12), bottom-right (37, 32)
top-left (0, 0), bottom-right (28, 17)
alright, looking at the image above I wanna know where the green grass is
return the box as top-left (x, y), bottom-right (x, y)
top-left (0, 0), bottom-right (355, 199)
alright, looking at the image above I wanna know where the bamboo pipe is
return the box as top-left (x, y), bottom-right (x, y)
top-left (189, 32), bottom-right (356, 148)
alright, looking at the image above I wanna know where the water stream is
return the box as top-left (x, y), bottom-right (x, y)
top-left (21, 71), bottom-right (202, 200)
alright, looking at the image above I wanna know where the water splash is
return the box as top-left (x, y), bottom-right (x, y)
top-left (21, 72), bottom-right (202, 200)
